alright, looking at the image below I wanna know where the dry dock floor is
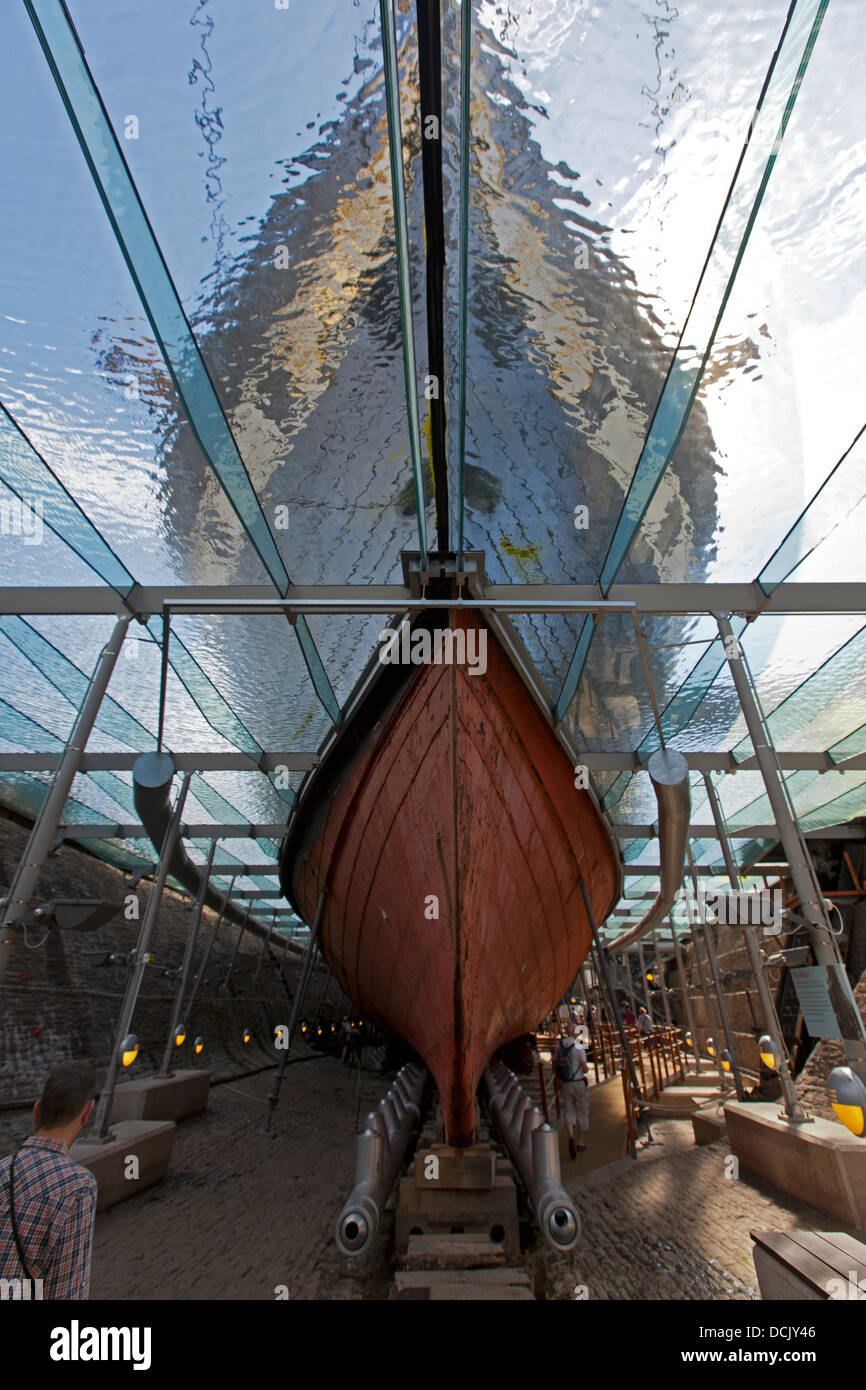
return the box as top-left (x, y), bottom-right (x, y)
top-left (4, 1054), bottom-right (863, 1300)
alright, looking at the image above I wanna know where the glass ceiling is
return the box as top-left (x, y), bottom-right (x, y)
top-left (1, 0), bottom-right (864, 942)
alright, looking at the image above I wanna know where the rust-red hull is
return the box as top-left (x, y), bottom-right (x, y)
top-left (282, 610), bottom-right (619, 1144)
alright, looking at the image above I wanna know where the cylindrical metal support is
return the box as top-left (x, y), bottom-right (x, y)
top-left (652, 931), bottom-right (674, 1029)
top-left (485, 1065), bottom-right (580, 1251)
top-left (335, 1062), bottom-right (427, 1256)
top-left (533, 1123), bottom-right (580, 1250)
top-left (0, 614), bottom-right (131, 984)
top-left (91, 766), bottom-right (191, 1139)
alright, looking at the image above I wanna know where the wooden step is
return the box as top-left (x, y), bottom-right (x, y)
top-left (402, 1232), bottom-right (506, 1270)
top-left (392, 1267), bottom-right (534, 1300)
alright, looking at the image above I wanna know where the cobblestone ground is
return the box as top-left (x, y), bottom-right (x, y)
top-left (8, 1062), bottom-right (862, 1301)
top-left (551, 1117), bottom-right (865, 1301)
top-left (87, 1052), bottom-right (391, 1301)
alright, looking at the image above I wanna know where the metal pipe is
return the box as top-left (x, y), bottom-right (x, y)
top-left (608, 748), bottom-right (690, 951)
top-left (159, 837), bottom-right (216, 1075)
top-left (336, 1062), bottom-right (426, 1255)
top-left (702, 771), bottom-right (804, 1118)
top-left (484, 1062), bottom-right (579, 1250)
top-left (717, 613), bottom-right (866, 1078)
top-left (91, 770), bottom-right (191, 1139)
top-left (0, 614), bottom-right (131, 984)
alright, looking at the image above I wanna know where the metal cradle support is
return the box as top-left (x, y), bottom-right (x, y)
top-left (336, 1061), bottom-right (427, 1256)
top-left (484, 1060), bottom-right (580, 1251)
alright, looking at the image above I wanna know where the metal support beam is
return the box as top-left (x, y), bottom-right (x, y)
top-left (159, 839), bottom-right (216, 1076)
top-left (717, 613), bottom-right (866, 1079)
top-left (91, 773), bottom-right (191, 1139)
top-left (672, 924), bottom-right (701, 1076)
top-left (581, 881), bottom-right (647, 1143)
top-left (0, 614), bottom-right (130, 985)
top-left (702, 771), bottom-right (804, 1119)
top-left (1, 580), bottom-right (865, 617)
top-left (652, 931), bottom-right (674, 1029)
top-left (266, 887), bottom-right (327, 1131)
top-left (0, 748), bottom-right (861, 774)
top-left (687, 846), bottom-right (747, 1101)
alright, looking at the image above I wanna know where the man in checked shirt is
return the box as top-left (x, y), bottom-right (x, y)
top-left (0, 1061), bottom-right (99, 1299)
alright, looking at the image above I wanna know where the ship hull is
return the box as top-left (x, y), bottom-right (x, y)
top-left (281, 609), bottom-right (619, 1145)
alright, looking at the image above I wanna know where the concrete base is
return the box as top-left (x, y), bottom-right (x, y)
top-left (654, 1085), bottom-right (723, 1113)
top-left (71, 1120), bottom-right (175, 1211)
top-left (725, 1101), bottom-right (866, 1229)
top-left (110, 1069), bottom-right (211, 1124)
top-left (692, 1112), bottom-right (727, 1146)
top-left (413, 1144), bottom-right (496, 1190)
top-left (396, 1174), bottom-right (520, 1260)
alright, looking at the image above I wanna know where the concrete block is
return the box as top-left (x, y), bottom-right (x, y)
top-left (109, 1069), bottom-right (211, 1124)
top-left (725, 1101), bottom-right (866, 1228)
top-left (657, 1085), bottom-right (723, 1113)
top-left (71, 1120), bottom-right (175, 1211)
top-left (692, 1112), bottom-right (727, 1146)
top-left (396, 1175), bottom-right (519, 1259)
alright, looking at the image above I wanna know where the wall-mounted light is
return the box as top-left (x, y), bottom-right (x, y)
top-left (194, 1037), bottom-right (205, 1055)
top-left (120, 1033), bottom-right (139, 1067)
top-left (759, 1034), bottom-right (780, 1072)
top-left (174, 1023), bottom-right (186, 1047)
top-left (242, 1028), bottom-right (251, 1045)
top-left (828, 1066), bottom-right (866, 1138)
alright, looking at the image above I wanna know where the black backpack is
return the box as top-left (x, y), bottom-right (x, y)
top-left (555, 1040), bottom-right (580, 1082)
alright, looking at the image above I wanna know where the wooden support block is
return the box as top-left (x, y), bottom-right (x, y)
top-left (402, 1233), bottom-right (506, 1270)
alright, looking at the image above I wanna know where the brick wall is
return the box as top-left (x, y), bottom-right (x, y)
top-left (0, 812), bottom-right (344, 1102)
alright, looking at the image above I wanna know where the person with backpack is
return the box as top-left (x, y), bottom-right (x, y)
top-left (552, 1022), bottom-right (589, 1159)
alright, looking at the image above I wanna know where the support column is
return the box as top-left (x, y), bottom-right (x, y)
top-left (672, 924), bottom-right (702, 1075)
top-left (717, 613), bottom-right (866, 1081)
top-left (0, 615), bottom-right (131, 984)
top-left (638, 943), bottom-right (654, 1018)
top-left (580, 882), bottom-right (648, 1150)
top-left (683, 889), bottom-right (727, 1087)
top-left (266, 888), bottom-right (327, 1131)
top-left (159, 838), bottom-right (216, 1076)
top-left (185, 874), bottom-right (236, 1020)
top-left (91, 770), bottom-right (191, 1139)
top-left (694, 891), bottom-right (747, 1100)
top-left (221, 903), bottom-right (252, 990)
top-left (703, 771), bottom-right (804, 1118)
top-left (652, 931), bottom-right (674, 1029)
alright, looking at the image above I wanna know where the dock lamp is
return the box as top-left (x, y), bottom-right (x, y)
top-left (194, 1037), bottom-right (205, 1055)
top-left (242, 1027), bottom-right (252, 1045)
top-left (719, 1049), bottom-right (733, 1074)
top-left (828, 1067), bottom-right (866, 1138)
top-left (173, 1023), bottom-right (186, 1048)
top-left (120, 1033), bottom-right (139, 1067)
top-left (759, 1034), bottom-right (781, 1072)
top-left (706, 1036), bottom-right (716, 1058)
